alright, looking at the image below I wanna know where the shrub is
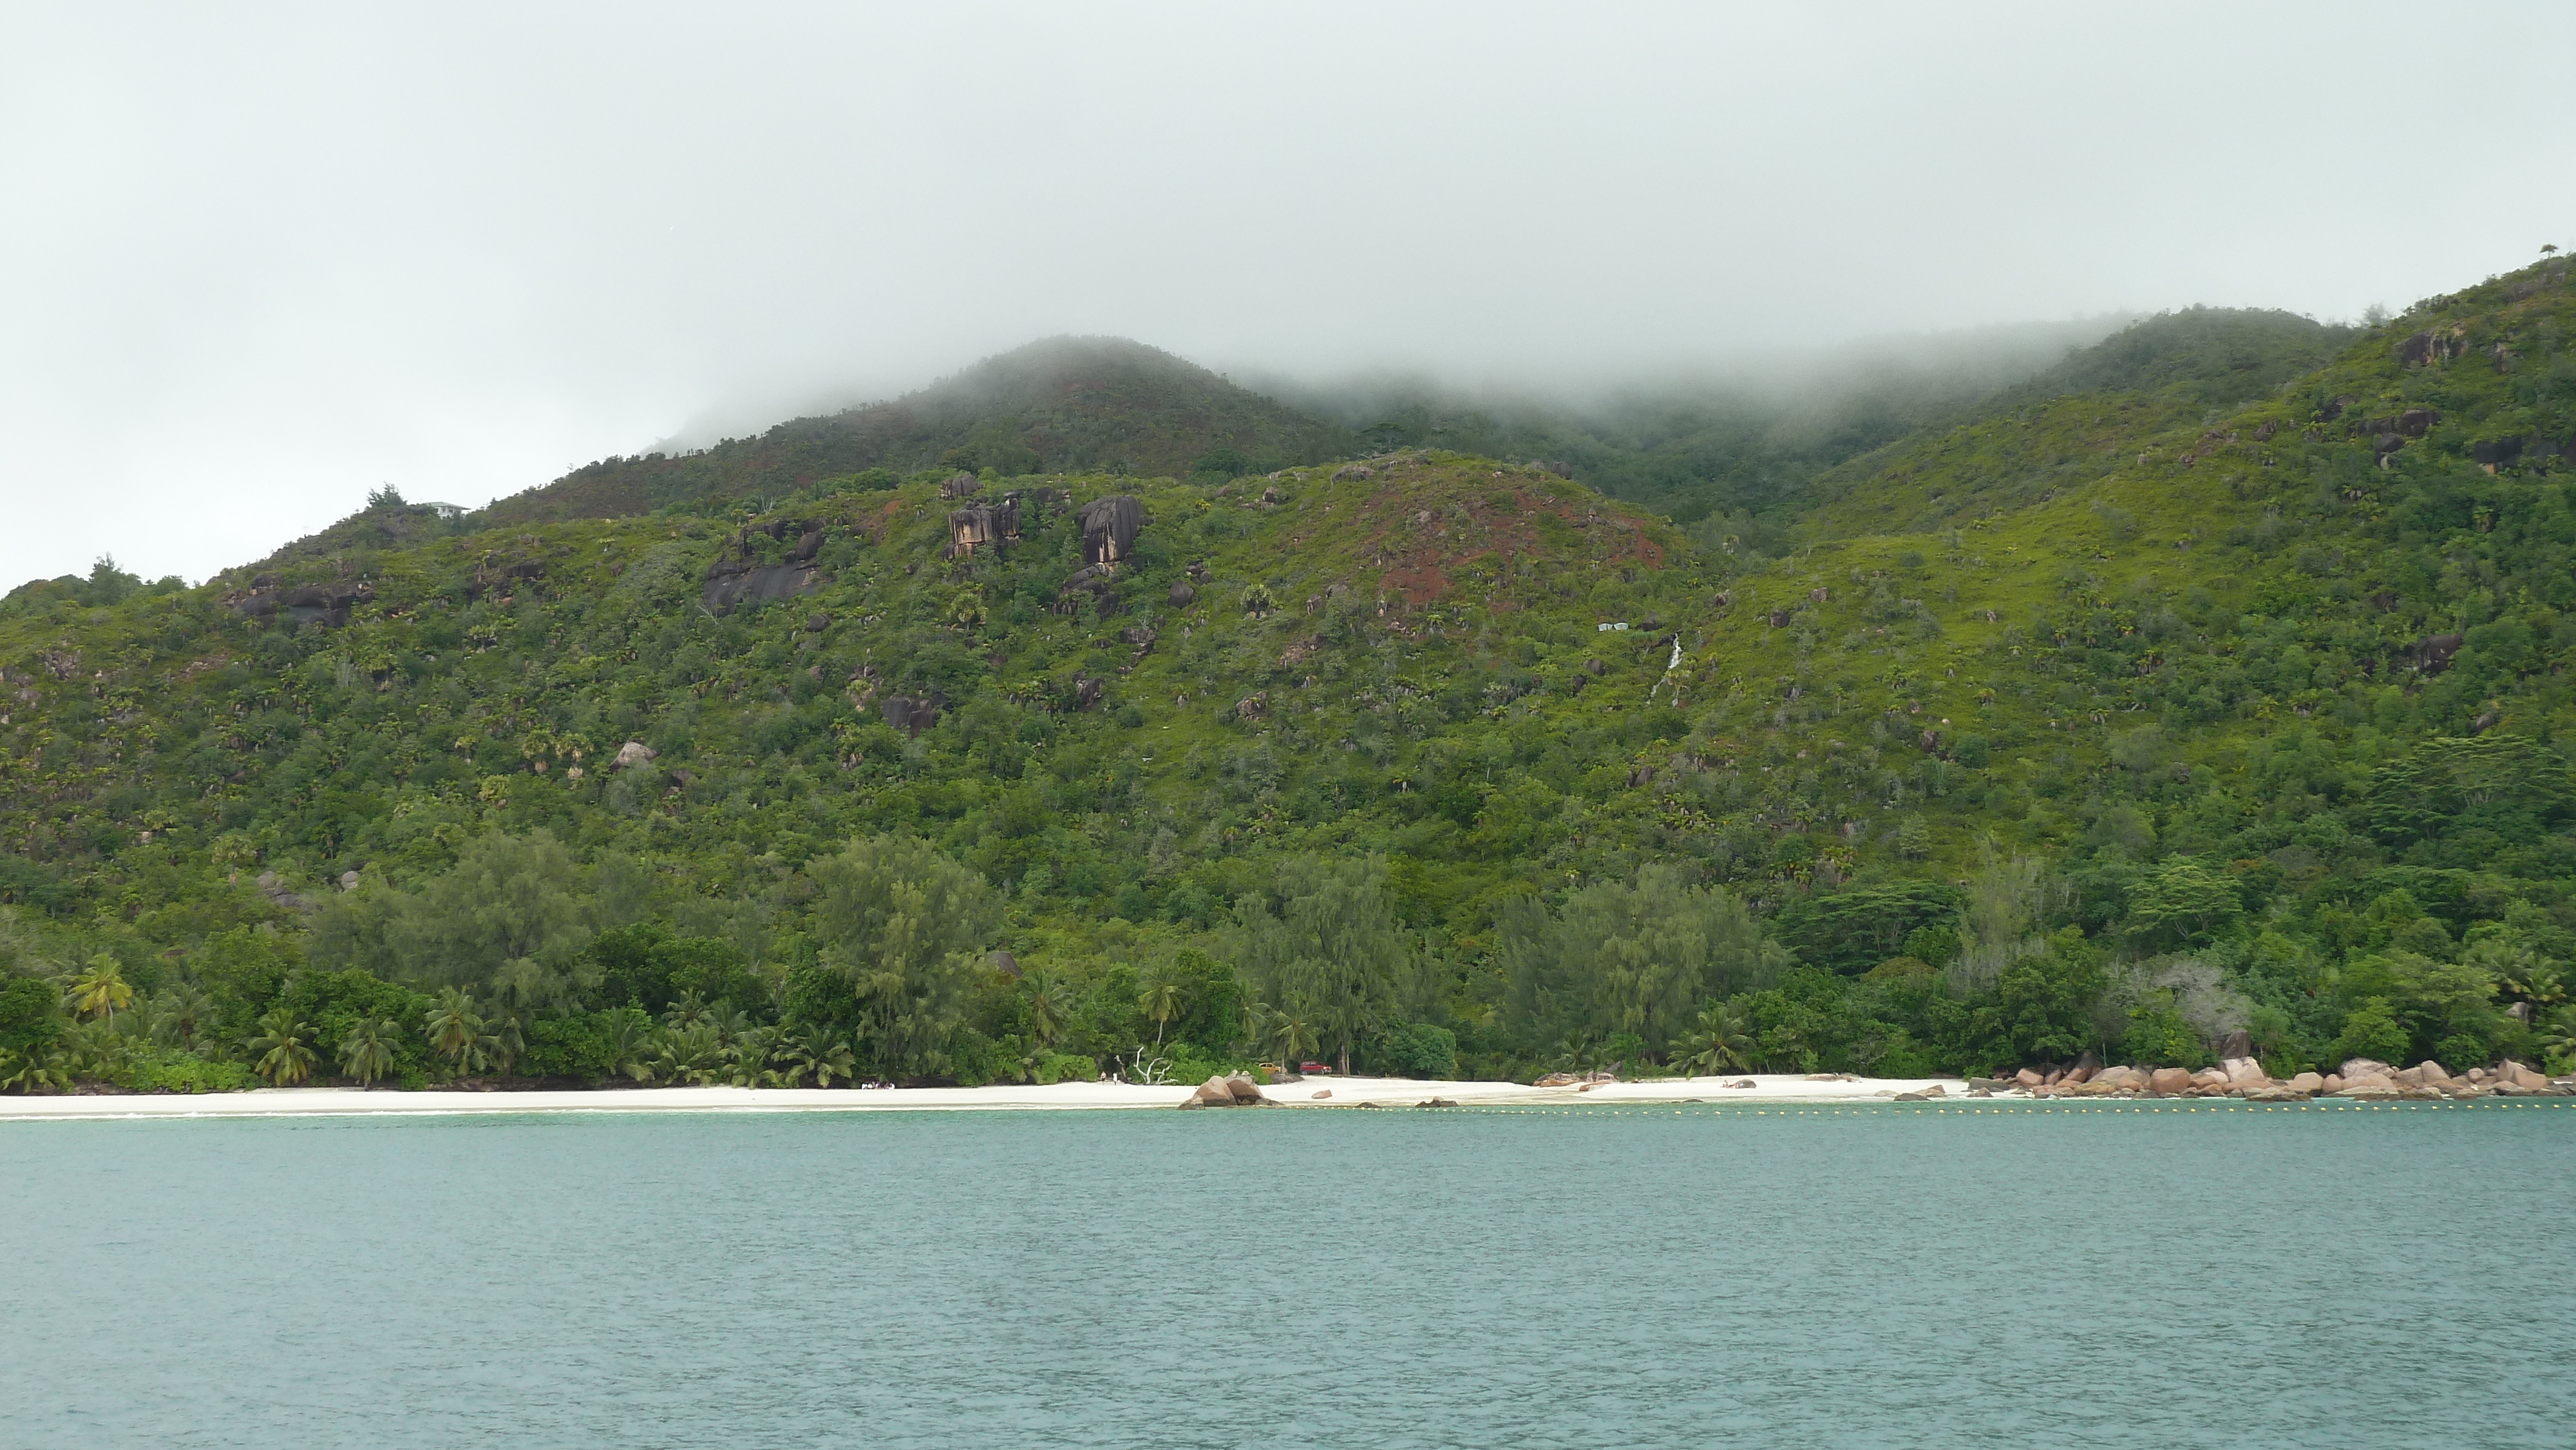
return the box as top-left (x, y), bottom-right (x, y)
top-left (0, 975), bottom-right (61, 1053)
top-left (1035, 1052), bottom-right (1097, 1085)
top-left (2330, 997), bottom-right (2410, 1066)
top-left (117, 1052), bottom-right (258, 1094)
top-left (2432, 1033), bottom-right (2490, 1073)
top-left (1365, 1021), bottom-right (1459, 1079)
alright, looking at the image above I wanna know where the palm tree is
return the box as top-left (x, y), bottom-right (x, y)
top-left (485, 1006), bottom-right (526, 1078)
top-left (143, 983), bottom-right (214, 1050)
top-left (1265, 1005), bottom-right (1320, 1073)
top-left (709, 1003), bottom-right (754, 1047)
top-left (652, 1020), bottom-right (726, 1085)
top-left (1024, 972), bottom-right (1069, 1048)
top-left (2540, 1006), bottom-right (2576, 1071)
top-left (2502, 959), bottom-right (2566, 1019)
top-left (604, 1010), bottom-right (656, 1082)
top-left (338, 1019), bottom-right (400, 1086)
top-left (724, 1024), bottom-right (780, 1087)
top-left (247, 1008), bottom-right (317, 1086)
top-left (998, 1033), bottom-right (1046, 1084)
top-left (662, 990), bottom-right (711, 1030)
top-left (1139, 972), bottom-right (1185, 1047)
top-left (59, 1018), bottom-right (137, 1082)
top-left (1, 1046), bottom-right (72, 1093)
top-left (1549, 1031), bottom-right (1602, 1074)
top-left (777, 1024), bottom-right (855, 1087)
top-left (1674, 1001), bottom-right (1756, 1077)
top-left (68, 956), bottom-right (133, 1025)
top-left (422, 986), bottom-right (490, 1076)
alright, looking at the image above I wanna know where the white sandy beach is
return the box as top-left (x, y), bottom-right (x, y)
top-left (0, 1073), bottom-right (1978, 1122)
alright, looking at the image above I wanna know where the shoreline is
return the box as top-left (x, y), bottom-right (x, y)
top-left (6, 1072), bottom-right (2538, 1122)
top-left (1, 1073), bottom-right (1989, 1121)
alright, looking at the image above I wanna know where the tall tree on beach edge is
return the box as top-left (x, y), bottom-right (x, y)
top-left (1228, 853), bottom-right (1408, 1075)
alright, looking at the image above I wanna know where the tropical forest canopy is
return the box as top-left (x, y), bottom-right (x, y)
top-left (5, 254), bottom-right (2575, 1093)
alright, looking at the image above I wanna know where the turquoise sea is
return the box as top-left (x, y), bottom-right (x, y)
top-left (4, 1099), bottom-right (2571, 1447)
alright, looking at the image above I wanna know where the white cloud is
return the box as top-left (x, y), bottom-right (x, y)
top-left (3, 0), bottom-right (2568, 581)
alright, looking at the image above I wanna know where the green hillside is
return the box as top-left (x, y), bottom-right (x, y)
top-left (5, 256), bottom-right (2573, 1097)
top-left (478, 336), bottom-right (1359, 526)
top-left (1279, 319), bottom-right (2128, 529)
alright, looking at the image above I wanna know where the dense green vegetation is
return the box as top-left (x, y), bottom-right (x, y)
top-left (1276, 308), bottom-right (2351, 529)
top-left (5, 256), bottom-right (2574, 1094)
top-left (476, 337), bottom-right (1360, 528)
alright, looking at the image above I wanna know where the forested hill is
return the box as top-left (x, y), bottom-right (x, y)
top-left (3, 253), bottom-right (2574, 1098)
top-left (1267, 317), bottom-right (2134, 529)
top-left (1783, 307), bottom-right (2359, 529)
top-left (478, 337), bottom-right (1359, 526)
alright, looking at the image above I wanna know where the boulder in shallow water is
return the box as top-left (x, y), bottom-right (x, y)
top-left (2286, 1072), bottom-right (2324, 1093)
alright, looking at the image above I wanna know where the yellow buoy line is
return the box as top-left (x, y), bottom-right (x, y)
top-left (1432, 1099), bottom-right (2572, 1118)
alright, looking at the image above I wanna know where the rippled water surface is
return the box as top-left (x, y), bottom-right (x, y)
top-left (5, 1099), bottom-right (2572, 1447)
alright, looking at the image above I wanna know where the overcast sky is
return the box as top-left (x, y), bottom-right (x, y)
top-left (3, 2), bottom-right (2570, 585)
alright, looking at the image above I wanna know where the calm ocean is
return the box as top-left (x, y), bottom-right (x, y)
top-left (4, 1100), bottom-right (2570, 1447)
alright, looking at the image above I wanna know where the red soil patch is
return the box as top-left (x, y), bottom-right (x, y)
top-left (1379, 560), bottom-right (1452, 605)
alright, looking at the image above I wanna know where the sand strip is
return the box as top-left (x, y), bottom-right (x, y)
top-left (0, 1074), bottom-right (1984, 1121)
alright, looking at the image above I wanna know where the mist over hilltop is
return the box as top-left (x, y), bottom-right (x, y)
top-left (5, 4), bottom-right (2570, 585)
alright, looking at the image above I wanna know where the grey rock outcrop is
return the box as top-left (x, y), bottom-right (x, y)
top-left (2408, 634), bottom-right (2465, 673)
top-left (949, 507), bottom-right (1001, 556)
top-left (703, 561), bottom-right (820, 614)
top-left (1079, 495), bottom-right (1142, 566)
top-left (254, 870), bottom-right (315, 914)
top-left (233, 579), bottom-right (376, 628)
top-left (881, 692), bottom-right (947, 736)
